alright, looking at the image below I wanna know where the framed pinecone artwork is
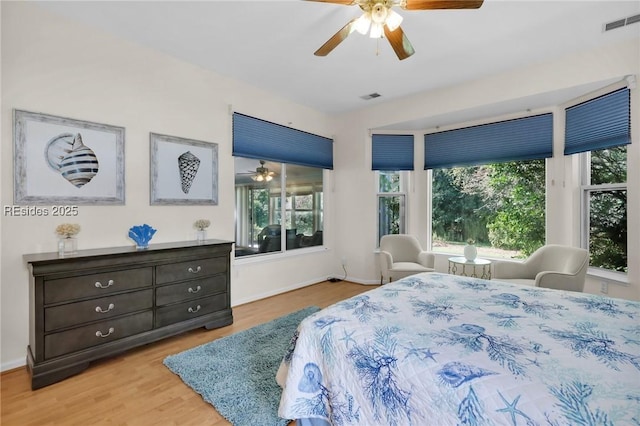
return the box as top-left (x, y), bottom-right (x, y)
top-left (150, 133), bottom-right (218, 205)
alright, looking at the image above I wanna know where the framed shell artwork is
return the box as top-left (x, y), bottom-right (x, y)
top-left (149, 133), bottom-right (218, 205)
top-left (13, 110), bottom-right (125, 205)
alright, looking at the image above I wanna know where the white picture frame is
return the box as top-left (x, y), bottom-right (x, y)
top-left (150, 133), bottom-right (218, 205)
top-left (13, 110), bottom-right (125, 205)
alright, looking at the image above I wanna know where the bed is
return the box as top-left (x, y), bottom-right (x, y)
top-left (277, 272), bottom-right (640, 425)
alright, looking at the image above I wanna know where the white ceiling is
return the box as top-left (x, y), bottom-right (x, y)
top-left (33, 1), bottom-right (640, 129)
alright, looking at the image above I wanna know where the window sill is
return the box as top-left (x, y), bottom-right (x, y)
top-left (587, 267), bottom-right (629, 286)
top-left (233, 245), bottom-right (328, 266)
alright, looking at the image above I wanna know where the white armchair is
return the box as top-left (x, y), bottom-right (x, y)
top-left (379, 234), bottom-right (435, 284)
top-left (493, 244), bottom-right (589, 292)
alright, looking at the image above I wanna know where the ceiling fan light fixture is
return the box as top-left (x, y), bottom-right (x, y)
top-left (370, 2), bottom-right (388, 24)
top-left (250, 160), bottom-right (274, 182)
top-left (385, 9), bottom-right (403, 32)
top-left (363, 3), bottom-right (401, 38)
top-left (369, 21), bottom-right (384, 38)
top-left (354, 12), bottom-right (371, 34)
top-left (251, 173), bottom-right (273, 182)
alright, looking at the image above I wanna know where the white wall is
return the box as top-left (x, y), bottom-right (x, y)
top-left (0, 2), bottom-right (337, 370)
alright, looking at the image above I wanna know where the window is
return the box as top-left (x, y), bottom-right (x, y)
top-left (425, 113), bottom-right (552, 259)
top-left (371, 134), bottom-right (413, 245)
top-left (377, 171), bottom-right (406, 245)
top-left (232, 112), bottom-right (332, 258)
top-left (234, 157), bottom-right (323, 257)
top-left (581, 146), bottom-right (627, 272)
top-left (565, 86), bottom-right (630, 273)
top-left (431, 160), bottom-right (545, 259)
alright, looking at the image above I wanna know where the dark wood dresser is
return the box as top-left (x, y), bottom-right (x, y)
top-left (24, 240), bottom-right (233, 389)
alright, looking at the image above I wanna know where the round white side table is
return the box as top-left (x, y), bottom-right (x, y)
top-left (448, 256), bottom-right (492, 280)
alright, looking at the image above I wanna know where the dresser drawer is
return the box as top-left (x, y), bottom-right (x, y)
top-left (44, 268), bottom-right (153, 304)
top-left (156, 275), bottom-right (227, 306)
top-left (156, 257), bottom-right (227, 284)
top-left (44, 289), bottom-right (153, 332)
top-left (155, 294), bottom-right (228, 328)
top-left (44, 311), bottom-right (153, 359)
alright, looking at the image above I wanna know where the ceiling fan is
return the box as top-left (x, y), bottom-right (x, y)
top-left (308, 0), bottom-right (484, 60)
top-left (241, 160), bottom-right (276, 182)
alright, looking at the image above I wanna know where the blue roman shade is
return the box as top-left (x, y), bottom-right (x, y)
top-left (372, 134), bottom-right (414, 171)
top-left (232, 112), bottom-right (333, 169)
top-left (565, 88), bottom-right (631, 155)
top-left (424, 113), bottom-right (553, 169)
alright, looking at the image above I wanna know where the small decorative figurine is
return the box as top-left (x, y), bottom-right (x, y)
top-left (128, 224), bottom-right (157, 249)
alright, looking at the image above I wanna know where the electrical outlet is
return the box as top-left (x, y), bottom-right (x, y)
top-left (341, 256), bottom-right (347, 266)
top-left (600, 281), bottom-right (608, 294)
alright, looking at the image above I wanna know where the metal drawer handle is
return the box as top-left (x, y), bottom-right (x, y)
top-left (96, 327), bottom-right (115, 338)
top-left (95, 279), bottom-right (114, 289)
top-left (188, 266), bottom-right (202, 274)
top-left (188, 305), bottom-right (201, 313)
top-left (95, 303), bottom-right (115, 313)
top-left (188, 285), bottom-right (202, 294)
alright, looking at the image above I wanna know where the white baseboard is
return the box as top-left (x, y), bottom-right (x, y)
top-left (2, 357), bottom-right (25, 372)
top-left (231, 275), bottom-right (378, 307)
top-left (342, 276), bottom-right (380, 285)
top-left (231, 276), bottom-right (326, 307)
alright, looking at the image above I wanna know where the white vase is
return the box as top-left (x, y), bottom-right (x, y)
top-left (196, 229), bottom-right (207, 243)
top-left (464, 244), bottom-right (477, 261)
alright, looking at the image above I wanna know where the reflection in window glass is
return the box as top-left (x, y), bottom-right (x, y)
top-left (234, 158), bottom-right (323, 257)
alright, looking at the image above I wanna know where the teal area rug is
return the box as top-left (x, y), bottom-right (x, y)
top-left (164, 306), bottom-right (320, 426)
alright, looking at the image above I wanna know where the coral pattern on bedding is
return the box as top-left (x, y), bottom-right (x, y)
top-left (277, 272), bottom-right (640, 425)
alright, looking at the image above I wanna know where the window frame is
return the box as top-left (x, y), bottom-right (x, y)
top-left (579, 150), bottom-right (628, 275)
top-left (234, 160), bottom-right (325, 259)
top-left (376, 170), bottom-right (408, 246)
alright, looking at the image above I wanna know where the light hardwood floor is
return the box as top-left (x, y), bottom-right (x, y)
top-left (1, 280), bottom-right (375, 425)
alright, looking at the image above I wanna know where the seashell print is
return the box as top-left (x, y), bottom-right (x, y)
top-left (297, 362), bottom-right (322, 393)
top-left (437, 362), bottom-right (497, 388)
top-left (449, 323), bottom-right (486, 335)
top-left (58, 133), bottom-right (100, 188)
top-left (178, 151), bottom-right (200, 194)
top-left (45, 133), bottom-right (75, 170)
top-left (313, 316), bottom-right (345, 329)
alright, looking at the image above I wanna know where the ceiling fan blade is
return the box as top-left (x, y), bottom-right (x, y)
top-left (305, 0), bottom-right (356, 4)
top-left (402, 0), bottom-right (483, 10)
top-left (314, 19), bottom-right (357, 57)
top-left (384, 25), bottom-right (415, 60)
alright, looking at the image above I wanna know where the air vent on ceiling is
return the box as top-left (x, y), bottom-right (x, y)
top-left (627, 13), bottom-right (640, 25)
top-left (360, 92), bottom-right (382, 100)
top-left (604, 13), bottom-right (640, 32)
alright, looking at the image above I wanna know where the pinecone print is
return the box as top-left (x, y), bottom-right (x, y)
top-left (178, 151), bottom-right (200, 194)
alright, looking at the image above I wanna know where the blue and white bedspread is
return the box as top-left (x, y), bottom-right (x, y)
top-left (277, 272), bottom-right (640, 425)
